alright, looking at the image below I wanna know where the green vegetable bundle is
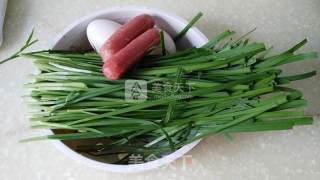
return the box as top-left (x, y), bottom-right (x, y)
top-left (18, 28), bottom-right (317, 163)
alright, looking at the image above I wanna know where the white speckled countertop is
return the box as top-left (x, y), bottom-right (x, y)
top-left (0, 0), bottom-right (319, 179)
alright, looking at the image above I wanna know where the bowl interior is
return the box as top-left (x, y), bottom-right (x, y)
top-left (51, 7), bottom-right (208, 172)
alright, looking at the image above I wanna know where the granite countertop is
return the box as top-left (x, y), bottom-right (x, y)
top-left (0, 0), bottom-right (319, 179)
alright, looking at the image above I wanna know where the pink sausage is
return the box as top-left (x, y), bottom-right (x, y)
top-left (99, 14), bottom-right (155, 61)
top-left (103, 28), bottom-right (160, 80)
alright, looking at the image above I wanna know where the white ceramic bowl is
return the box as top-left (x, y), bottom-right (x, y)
top-left (50, 6), bottom-right (208, 173)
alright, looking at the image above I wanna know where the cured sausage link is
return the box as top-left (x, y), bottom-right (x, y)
top-left (100, 14), bottom-right (155, 61)
top-left (103, 28), bottom-right (160, 80)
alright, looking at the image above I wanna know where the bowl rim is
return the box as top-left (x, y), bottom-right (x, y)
top-left (48, 6), bottom-right (208, 173)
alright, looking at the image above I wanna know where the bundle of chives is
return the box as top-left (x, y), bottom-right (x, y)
top-left (1, 13), bottom-right (317, 164)
top-left (18, 30), bottom-right (316, 163)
